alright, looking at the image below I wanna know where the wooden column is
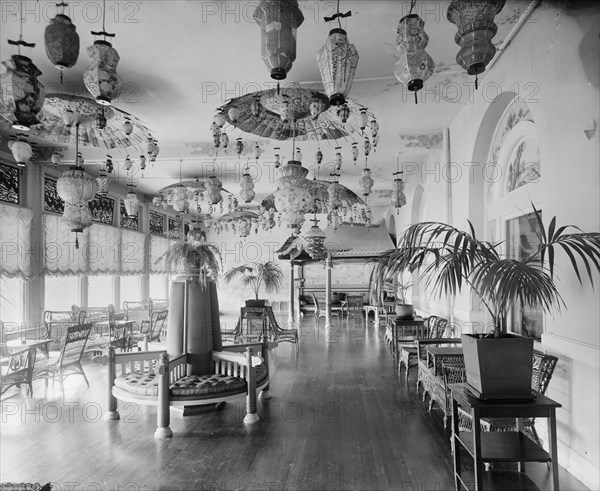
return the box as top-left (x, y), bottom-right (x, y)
top-left (325, 253), bottom-right (332, 329)
top-left (288, 261), bottom-right (295, 323)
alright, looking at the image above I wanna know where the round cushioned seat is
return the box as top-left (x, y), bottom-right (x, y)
top-left (115, 372), bottom-right (159, 396)
top-left (170, 374), bottom-right (246, 396)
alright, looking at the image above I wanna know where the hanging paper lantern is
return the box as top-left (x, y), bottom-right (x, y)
top-left (148, 139), bottom-right (159, 161)
top-left (359, 108), bottom-right (368, 130)
top-left (123, 156), bottom-right (132, 171)
top-left (295, 147), bottom-right (303, 162)
top-left (280, 98), bottom-right (291, 122)
top-left (359, 168), bottom-right (374, 197)
top-left (351, 143), bottom-right (359, 164)
top-left (220, 133), bottom-right (230, 149)
top-left (122, 119), bottom-right (133, 135)
top-left (8, 140), bottom-right (32, 167)
top-left (334, 148), bottom-right (342, 171)
top-left (316, 150), bottom-right (323, 165)
top-left (236, 138), bottom-right (244, 156)
top-left (317, 28), bottom-right (359, 106)
top-left (139, 155), bottom-right (146, 170)
top-left (337, 104), bottom-right (350, 123)
top-left (105, 155), bottom-right (114, 173)
top-left (394, 14), bottom-right (435, 100)
top-left (327, 175), bottom-right (342, 211)
top-left (123, 187), bottom-right (139, 218)
top-left (373, 132), bottom-right (380, 152)
top-left (83, 40), bottom-right (122, 106)
top-left (57, 165), bottom-right (97, 232)
top-left (303, 218), bottom-right (327, 260)
top-left (172, 185), bottom-right (188, 212)
top-left (310, 98), bottom-right (324, 120)
top-left (228, 106), bottom-right (240, 123)
top-left (447, 0), bottom-right (505, 84)
top-left (207, 175), bottom-right (223, 205)
top-left (45, 11), bottom-right (80, 72)
top-left (51, 151), bottom-right (62, 165)
top-left (96, 108), bottom-right (107, 129)
top-left (370, 119), bottom-right (379, 138)
top-left (240, 172), bottom-right (256, 203)
top-left (152, 195), bottom-right (162, 207)
top-left (391, 172), bottom-right (406, 209)
top-left (253, 144), bottom-right (262, 160)
top-left (238, 218), bottom-right (252, 238)
top-left (273, 160), bottom-right (312, 230)
top-left (214, 111), bottom-right (226, 127)
top-left (0, 55), bottom-right (45, 130)
top-left (96, 169), bottom-right (110, 196)
top-left (274, 148), bottom-right (281, 169)
top-left (63, 108), bottom-right (77, 127)
top-left (364, 139), bottom-right (372, 157)
top-left (254, 0), bottom-right (304, 80)
top-left (62, 203), bottom-right (92, 234)
top-left (250, 98), bottom-right (263, 118)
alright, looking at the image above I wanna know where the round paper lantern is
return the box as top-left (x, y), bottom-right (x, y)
top-left (8, 140), bottom-right (33, 167)
top-left (214, 111), bottom-right (226, 127)
top-left (62, 202), bottom-right (92, 233)
top-left (274, 160), bottom-right (312, 230)
top-left (240, 172), bottom-right (256, 203)
top-left (228, 106), bottom-right (240, 123)
top-left (0, 55), bottom-right (45, 130)
top-left (83, 40), bottom-right (122, 106)
top-left (317, 28), bottom-right (359, 106)
top-left (122, 119), bottom-right (133, 135)
top-left (45, 13), bottom-right (80, 71)
top-left (254, 0), bottom-right (304, 80)
top-left (303, 218), bottom-right (327, 260)
top-left (337, 104), bottom-right (350, 123)
top-left (207, 175), bottom-right (223, 205)
top-left (236, 138), bottom-right (244, 156)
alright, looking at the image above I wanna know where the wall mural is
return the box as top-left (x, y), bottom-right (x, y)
top-left (44, 177), bottom-right (64, 214)
top-left (120, 201), bottom-right (138, 231)
top-left (149, 211), bottom-right (165, 236)
top-left (89, 195), bottom-right (115, 225)
top-left (0, 163), bottom-right (19, 204)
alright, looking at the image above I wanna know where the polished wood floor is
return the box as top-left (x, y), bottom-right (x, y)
top-left (1, 313), bottom-right (587, 490)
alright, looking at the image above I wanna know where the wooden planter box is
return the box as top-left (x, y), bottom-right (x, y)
top-left (461, 333), bottom-right (534, 400)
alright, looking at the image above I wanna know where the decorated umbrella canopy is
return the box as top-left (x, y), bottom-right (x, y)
top-left (261, 179), bottom-right (365, 214)
top-left (219, 87), bottom-right (374, 141)
top-left (0, 93), bottom-right (154, 152)
top-left (215, 208), bottom-right (260, 237)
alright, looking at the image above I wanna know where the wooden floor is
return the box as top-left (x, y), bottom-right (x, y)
top-left (0, 313), bottom-right (588, 490)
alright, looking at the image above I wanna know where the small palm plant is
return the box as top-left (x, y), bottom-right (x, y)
top-left (373, 205), bottom-right (600, 337)
top-left (156, 240), bottom-right (222, 289)
top-left (223, 261), bottom-right (284, 301)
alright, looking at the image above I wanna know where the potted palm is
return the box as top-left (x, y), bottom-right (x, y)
top-left (223, 261), bottom-right (284, 307)
top-left (374, 206), bottom-right (600, 399)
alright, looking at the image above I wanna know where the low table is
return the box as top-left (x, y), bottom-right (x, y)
top-left (363, 305), bottom-right (383, 325)
top-left (391, 317), bottom-right (425, 358)
top-left (4, 338), bottom-right (53, 358)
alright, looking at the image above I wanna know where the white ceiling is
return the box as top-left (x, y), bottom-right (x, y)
top-left (0, 0), bottom-right (532, 200)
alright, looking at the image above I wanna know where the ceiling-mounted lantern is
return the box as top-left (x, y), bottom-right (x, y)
top-left (391, 171), bottom-right (406, 209)
top-left (359, 108), bottom-right (368, 130)
top-left (351, 142), bottom-right (359, 164)
top-left (147, 137), bottom-right (159, 162)
top-left (83, 39), bottom-right (122, 105)
top-left (359, 168), bottom-right (374, 197)
top-left (1, 54), bottom-right (45, 131)
top-left (303, 217), bottom-right (327, 260)
top-left (123, 185), bottom-right (139, 218)
top-left (254, 0), bottom-right (304, 80)
top-left (337, 103), bottom-right (350, 124)
top-left (250, 98), bottom-right (263, 118)
top-left (123, 155), bottom-right (132, 171)
top-left (309, 98), bottom-right (323, 120)
top-left (139, 155), bottom-right (146, 171)
top-left (8, 140), bottom-right (33, 167)
top-left (315, 149), bottom-right (323, 165)
top-left (214, 110), bottom-right (226, 127)
top-left (57, 157), bottom-right (97, 235)
top-left (447, 0), bottom-right (506, 88)
top-left (253, 143), bottom-right (262, 160)
top-left (394, 14), bottom-right (435, 103)
top-left (236, 138), bottom-right (244, 156)
top-left (96, 168), bottom-right (110, 196)
top-left (44, 4), bottom-right (80, 78)
top-left (228, 106), bottom-right (240, 123)
top-left (316, 7), bottom-right (359, 107)
top-left (220, 132), bottom-right (230, 149)
top-left (274, 159), bottom-right (312, 230)
top-left (207, 175), bottom-right (223, 205)
top-left (334, 147), bottom-right (342, 171)
top-left (240, 171), bottom-right (256, 204)
top-left (51, 151), bottom-right (62, 165)
top-left (122, 118), bottom-right (133, 135)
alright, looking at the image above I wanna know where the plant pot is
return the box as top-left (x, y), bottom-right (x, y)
top-left (245, 299), bottom-right (267, 307)
top-left (461, 333), bottom-right (534, 400)
top-left (395, 303), bottom-right (414, 320)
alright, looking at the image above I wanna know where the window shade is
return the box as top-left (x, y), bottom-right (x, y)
top-left (88, 223), bottom-right (121, 275)
top-left (120, 229), bottom-right (146, 275)
top-left (150, 235), bottom-right (171, 274)
top-left (0, 204), bottom-right (33, 279)
top-left (44, 214), bottom-right (89, 276)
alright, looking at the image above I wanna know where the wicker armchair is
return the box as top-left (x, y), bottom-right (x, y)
top-left (33, 324), bottom-right (92, 397)
top-left (128, 310), bottom-right (169, 350)
top-left (312, 293), bottom-right (344, 328)
top-left (455, 350), bottom-right (558, 447)
top-left (264, 306), bottom-right (298, 350)
top-left (1, 344), bottom-right (37, 397)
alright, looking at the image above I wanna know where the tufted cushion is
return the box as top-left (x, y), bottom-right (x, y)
top-left (170, 374), bottom-right (246, 396)
top-left (114, 372), bottom-right (159, 396)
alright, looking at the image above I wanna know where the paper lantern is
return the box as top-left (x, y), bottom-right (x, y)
top-left (250, 98), bottom-right (263, 118)
top-left (83, 40), bottom-right (122, 106)
top-left (51, 152), bottom-right (62, 165)
top-left (240, 172), bottom-right (256, 203)
top-left (274, 148), bottom-right (281, 168)
top-left (394, 14), bottom-right (434, 100)
top-left (8, 140), bottom-right (32, 167)
top-left (96, 170), bottom-right (110, 196)
top-left (214, 111), bottom-right (226, 127)
top-left (316, 150), bottom-right (323, 165)
top-left (63, 108), bottom-right (77, 127)
top-left (171, 185), bottom-right (188, 212)
top-left (327, 175), bottom-right (342, 211)
top-left (57, 165), bottom-right (97, 232)
top-left (220, 133), bottom-right (230, 149)
top-left (364, 139), bottom-right (372, 157)
top-left (123, 188), bottom-right (139, 218)
top-left (45, 12), bottom-right (80, 73)
top-left (254, 0), bottom-right (304, 80)
top-left (447, 0), bottom-right (505, 83)
top-left (147, 138), bottom-right (159, 162)
top-left (310, 98), bottom-right (324, 120)
top-left (122, 119), bottom-right (133, 135)
top-left (391, 172), bottom-right (406, 209)
top-left (359, 108), bottom-right (368, 130)
top-left (273, 160), bottom-right (312, 230)
top-left (359, 168), bottom-right (374, 197)
top-left (0, 55), bottom-right (45, 130)
top-left (139, 155), bottom-right (146, 170)
top-left (295, 147), bottom-right (303, 162)
top-left (253, 144), bottom-right (262, 160)
top-left (228, 106), bottom-right (240, 123)
top-left (317, 28), bottom-right (359, 106)
top-left (62, 203), bottom-right (92, 233)
top-left (303, 218), bottom-right (327, 260)
top-left (207, 175), bottom-right (223, 205)
top-left (236, 138), bottom-right (244, 156)
top-left (337, 104), bottom-right (350, 123)
top-left (123, 156), bottom-right (132, 171)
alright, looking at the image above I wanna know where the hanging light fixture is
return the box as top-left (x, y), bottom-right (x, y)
top-left (122, 118), bottom-right (133, 135)
top-left (253, 143), bottom-right (262, 160)
top-left (51, 151), bottom-right (62, 165)
top-left (394, 3), bottom-right (435, 104)
top-left (207, 174), bottom-right (223, 205)
top-left (364, 138), bottom-right (372, 157)
top-left (139, 155), bottom-right (146, 171)
top-left (171, 185), bottom-right (188, 213)
top-left (105, 154), bottom-right (114, 173)
top-left (62, 108), bottom-right (77, 127)
top-left (214, 110), bottom-right (226, 127)
top-left (334, 148), bottom-right (343, 171)
top-left (123, 155), bottom-right (132, 171)
top-left (250, 98), bottom-right (263, 118)
top-left (96, 107), bottom-right (107, 129)
top-left (359, 108), bottom-right (368, 130)
top-left (228, 106), bottom-right (240, 123)
top-left (1, 2), bottom-right (45, 131)
top-left (56, 124), bottom-right (97, 247)
top-left (447, 0), bottom-right (505, 89)
top-left (295, 147), bottom-right (303, 162)
top-left (96, 168), bottom-right (110, 196)
top-left (236, 138), bottom-right (244, 156)
top-left (316, 149), bottom-right (323, 165)
top-left (351, 142), bottom-right (359, 164)
top-left (310, 98), bottom-right (324, 120)
top-left (327, 173), bottom-right (343, 212)
top-left (391, 171), bottom-right (406, 210)
top-left (8, 139), bottom-right (32, 167)
top-left (220, 132), bottom-right (230, 149)
top-left (83, 0), bottom-right (122, 105)
top-left (316, 2), bottom-right (359, 106)
top-left (147, 137), bottom-right (159, 162)
top-left (44, 2), bottom-right (79, 83)
top-left (337, 103), bottom-right (350, 124)
top-left (359, 167), bottom-right (374, 197)
top-left (254, 0), bottom-right (304, 80)
top-left (240, 166), bottom-right (256, 204)
top-left (303, 217), bottom-right (327, 260)
top-left (123, 185), bottom-right (139, 218)
top-left (274, 147), bottom-right (281, 169)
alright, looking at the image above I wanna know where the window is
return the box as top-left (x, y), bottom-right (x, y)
top-left (0, 276), bottom-right (24, 324)
top-left (88, 275), bottom-right (115, 308)
top-left (45, 276), bottom-right (80, 311)
top-left (506, 211), bottom-right (543, 340)
top-left (120, 276), bottom-right (141, 303)
top-left (149, 274), bottom-right (167, 300)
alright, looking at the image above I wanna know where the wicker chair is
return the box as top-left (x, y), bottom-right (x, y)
top-left (398, 315), bottom-right (449, 382)
top-left (455, 350), bottom-right (558, 447)
top-left (264, 306), bottom-right (298, 351)
top-left (1, 344), bottom-right (37, 397)
top-left (128, 310), bottom-right (168, 350)
top-left (33, 323), bottom-right (92, 397)
top-left (312, 293), bottom-right (344, 328)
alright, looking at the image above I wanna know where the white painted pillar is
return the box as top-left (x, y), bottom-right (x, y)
top-left (325, 253), bottom-right (332, 328)
top-left (288, 261), bottom-right (295, 323)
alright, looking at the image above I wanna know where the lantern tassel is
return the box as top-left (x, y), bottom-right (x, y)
top-left (75, 233), bottom-right (79, 250)
top-left (277, 81), bottom-right (280, 95)
top-left (475, 75), bottom-right (479, 90)
top-left (414, 92), bottom-right (418, 105)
